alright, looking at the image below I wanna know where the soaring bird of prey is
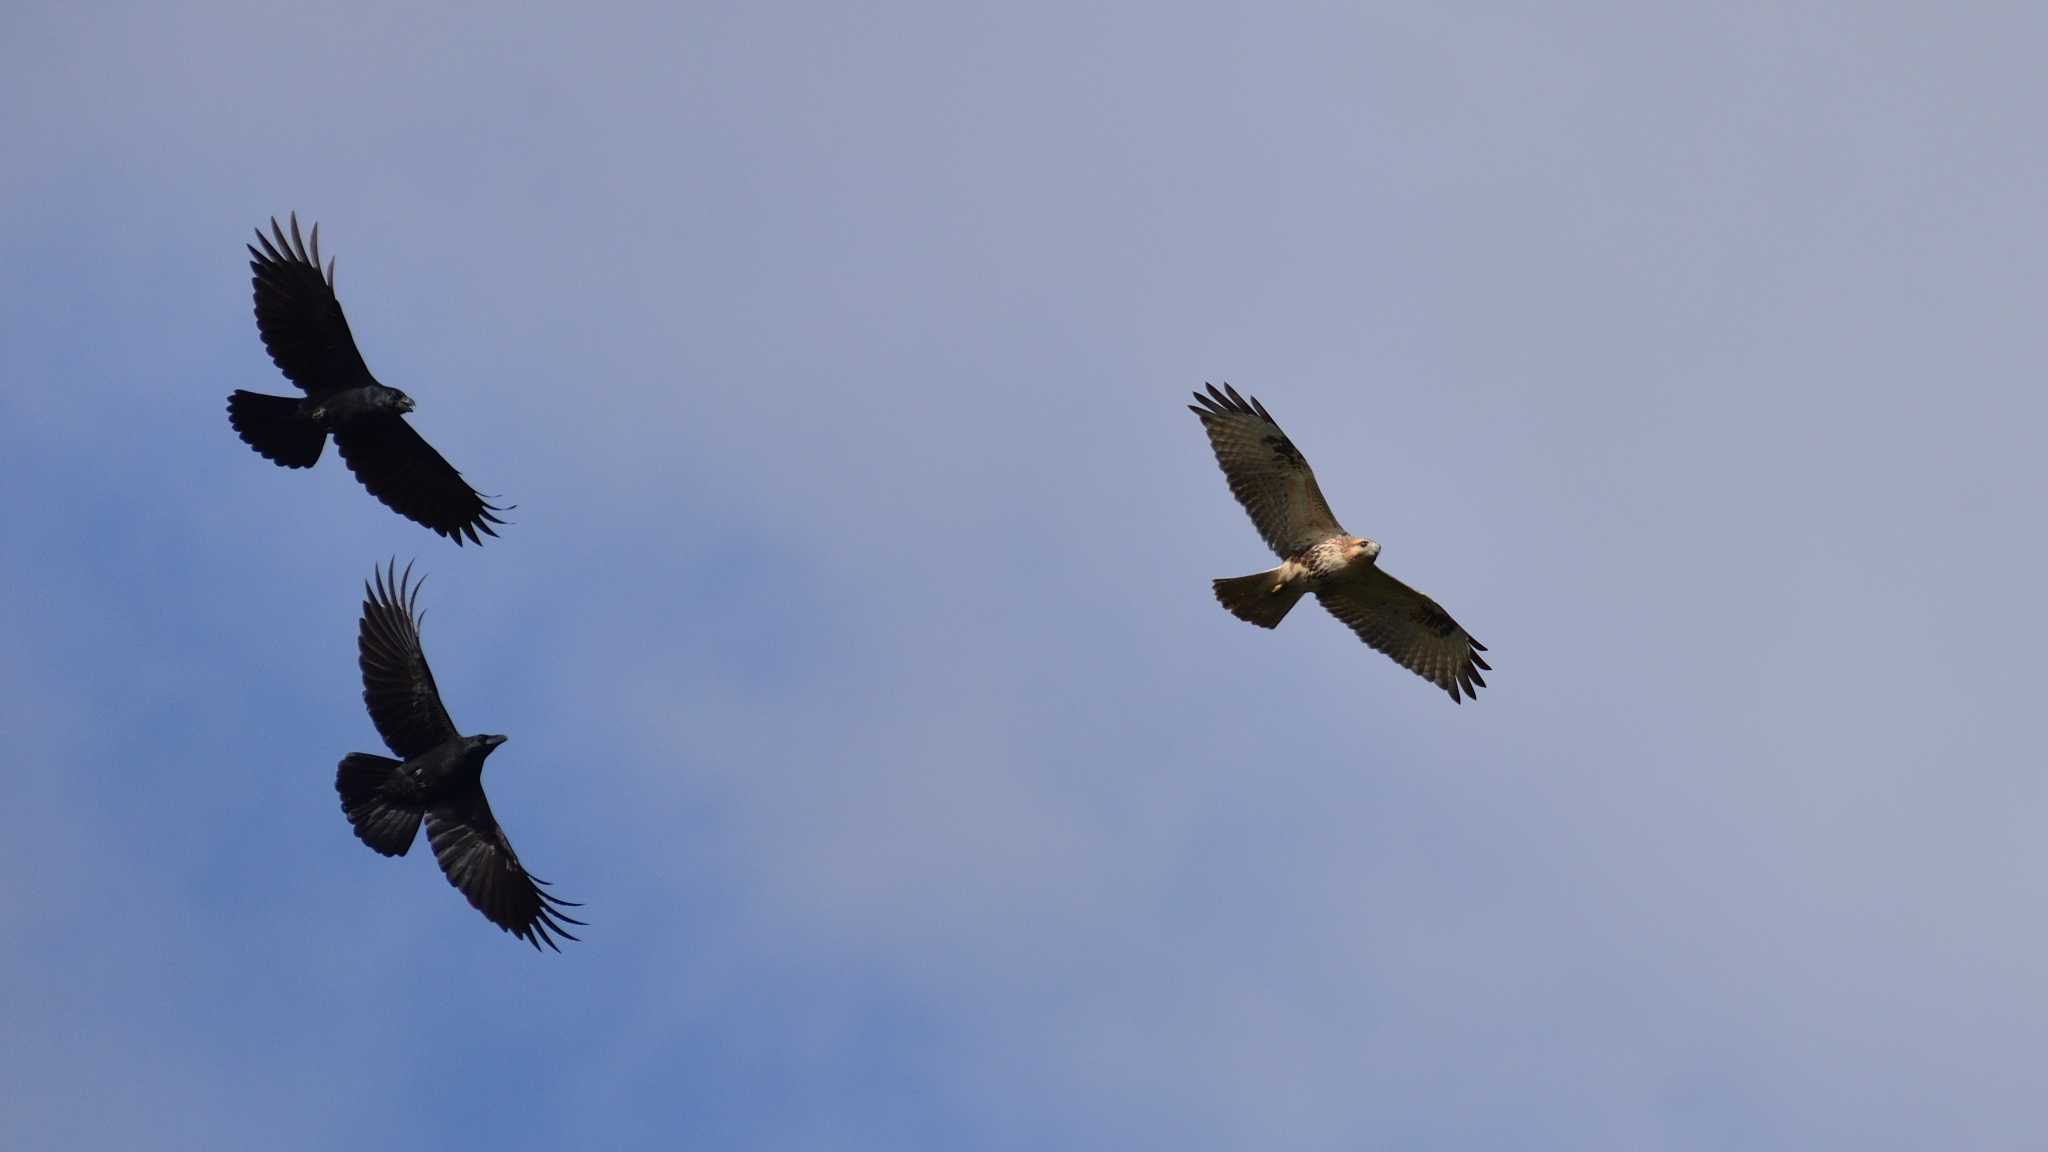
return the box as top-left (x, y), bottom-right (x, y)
top-left (1189, 383), bottom-right (1490, 702)
top-left (335, 561), bottom-right (582, 949)
top-left (227, 215), bottom-right (507, 545)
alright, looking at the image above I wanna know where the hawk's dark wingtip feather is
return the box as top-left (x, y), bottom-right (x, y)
top-left (1192, 382), bottom-right (1272, 424)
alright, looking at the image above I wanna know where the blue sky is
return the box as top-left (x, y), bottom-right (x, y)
top-left (5, 2), bottom-right (2047, 1147)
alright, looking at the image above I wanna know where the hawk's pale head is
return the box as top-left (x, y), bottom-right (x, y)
top-left (1350, 537), bottom-right (1382, 565)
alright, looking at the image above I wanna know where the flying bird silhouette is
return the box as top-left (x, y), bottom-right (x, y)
top-left (227, 214), bottom-right (507, 544)
top-left (1190, 383), bottom-right (1490, 702)
top-left (335, 561), bottom-right (582, 949)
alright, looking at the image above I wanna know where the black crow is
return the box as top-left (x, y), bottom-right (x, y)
top-left (336, 561), bottom-right (581, 950)
top-left (227, 215), bottom-right (508, 544)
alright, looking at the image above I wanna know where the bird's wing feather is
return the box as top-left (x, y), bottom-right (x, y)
top-left (425, 792), bottom-right (584, 951)
top-left (1189, 383), bottom-right (1345, 557)
top-left (357, 559), bottom-right (460, 758)
top-left (1316, 566), bottom-right (1490, 703)
top-left (332, 416), bottom-right (506, 545)
top-left (248, 214), bottom-right (371, 395)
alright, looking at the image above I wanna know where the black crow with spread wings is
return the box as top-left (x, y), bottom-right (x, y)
top-left (1190, 383), bottom-right (1490, 703)
top-left (227, 215), bottom-right (507, 544)
top-left (335, 561), bottom-right (581, 949)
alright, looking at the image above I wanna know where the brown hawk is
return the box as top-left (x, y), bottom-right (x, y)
top-left (1190, 383), bottom-right (1490, 702)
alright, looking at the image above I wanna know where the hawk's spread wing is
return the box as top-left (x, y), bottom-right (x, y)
top-left (1316, 566), bottom-right (1490, 703)
top-left (333, 416), bottom-right (506, 545)
top-left (249, 214), bottom-right (372, 396)
top-left (425, 792), bottom-right (584, 951)
top-left (1190, 383), bottom-right (1345, 557)
top-left (358, 560), bottom-right (460, 758)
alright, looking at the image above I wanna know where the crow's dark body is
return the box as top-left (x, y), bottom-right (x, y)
top-left (335, 562), bottom-right (580, 950)
top-left (227, 215), bottom-right (506, 545)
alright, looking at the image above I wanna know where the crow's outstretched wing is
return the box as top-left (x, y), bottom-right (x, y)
top-left (425, 791), bottom-right (583, 951)
top-left (1189, 383), bottom-right (1345, 558)
top-left (249, 214), bottom-right (371, 396)
top-left (358, 560), bottom-right (460, 758)
top-left (1317, 566), bottom-right (1490, 703)
top-left (333, 417), bottom-right (506, 545)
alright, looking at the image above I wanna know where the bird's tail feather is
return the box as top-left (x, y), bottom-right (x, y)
top-left (1213, 569), bottom-right (1306, 629)
top-left (227, 390), bottom-right (325, 468)
top-left (336, 753), bottom-right (422, 857)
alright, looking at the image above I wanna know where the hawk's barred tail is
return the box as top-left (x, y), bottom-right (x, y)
top-left (227, 390), bottom-right (326, 468)
top-left (336, 753), bottom-right (423, 857)
top-left (1213, 570), bottom-right (1306, 629)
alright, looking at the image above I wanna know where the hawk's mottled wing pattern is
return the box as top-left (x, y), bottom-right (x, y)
top-left (249, 214), bottom-right (371, 396)
top-left (1317, 566), bottom-right (1490, 703)
top-left (358, 560), bottom-right (460, 758)
top-left (425, 793), bottom-right (584, 952)
top-left (1189, 383), bottom-right (1345, 557)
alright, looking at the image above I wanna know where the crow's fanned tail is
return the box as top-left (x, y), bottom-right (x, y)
top-left (227, 389), bottom-right (325, 468)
